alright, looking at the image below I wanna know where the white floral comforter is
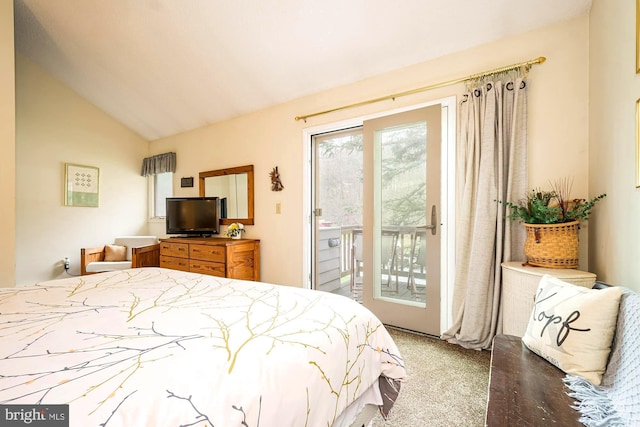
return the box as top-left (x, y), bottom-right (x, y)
top-left (0, 268), bottom-right (405, 426)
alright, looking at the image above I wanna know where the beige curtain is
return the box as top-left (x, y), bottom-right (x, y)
top-left (442, 76), bottom-right (528, 350)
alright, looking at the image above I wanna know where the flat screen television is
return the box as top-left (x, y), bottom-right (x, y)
top-left (166, 197), bottom-right (220, 236)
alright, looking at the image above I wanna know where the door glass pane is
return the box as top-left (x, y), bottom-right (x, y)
top-left (374, 121), bottom-right (427, 306)
top-left (313, 129), bottom-right (363, 299)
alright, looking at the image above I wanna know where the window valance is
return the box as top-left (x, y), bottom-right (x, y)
top-left (141, 152), bottom-right (176, 176)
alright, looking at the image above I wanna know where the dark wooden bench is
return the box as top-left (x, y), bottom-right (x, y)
top-left (485, 334), bottom-right (581, 426)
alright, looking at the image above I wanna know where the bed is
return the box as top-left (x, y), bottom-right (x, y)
top-left (0, 267), bottom-right (405, 426)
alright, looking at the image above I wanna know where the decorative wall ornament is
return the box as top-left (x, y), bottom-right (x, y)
top-left (180, 177), bottom-right (194, 188)
top-left (64, 163), bottom-right (99, 207)
top-left (270, 166), bottom-right (284, 191)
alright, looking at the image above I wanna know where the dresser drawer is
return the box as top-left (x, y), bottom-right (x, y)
top-left (160, 256), bottom-right (189, 272)
top-left (160, 242), bottom-right (189, 258)
top-left (158, 237), bottom-right (259, 281)
top-left (189, 260), bottom-right (225, 277)
top-left (190, 244), bottom-right (225, 263)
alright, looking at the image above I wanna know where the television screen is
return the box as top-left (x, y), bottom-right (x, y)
top-left (166, 197), bottom-right (220, 236)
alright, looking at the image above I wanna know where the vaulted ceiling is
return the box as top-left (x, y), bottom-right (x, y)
top-left (14, 0), bottom-right (592, 140)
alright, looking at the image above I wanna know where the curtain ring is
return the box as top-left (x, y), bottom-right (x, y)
top-left (474, 88), bottom-right (481, 97)
top-left (486, 83), bottom-right (492, 91)
top-left (506, 81), bottom-right (514, 91)
top-left (462, 93), bottom-right (469, 103)
top-left (520, 80), bottom-right (526, 89)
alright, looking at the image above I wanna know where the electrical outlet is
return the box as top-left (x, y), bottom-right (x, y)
top-left (64, 257), bottom-right (70, 271)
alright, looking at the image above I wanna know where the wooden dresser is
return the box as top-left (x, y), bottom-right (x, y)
top-left (159, 237), bottom-right (260, 281)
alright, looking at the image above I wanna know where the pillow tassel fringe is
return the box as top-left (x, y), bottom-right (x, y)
top-left (563, 375), bottom-right (624, 427)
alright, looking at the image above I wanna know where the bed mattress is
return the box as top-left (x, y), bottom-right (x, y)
top-left (0, 268), bottom-right (405, 426)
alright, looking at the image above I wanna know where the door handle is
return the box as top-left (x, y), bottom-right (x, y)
top-left (425, 205), bottom-right (437, 235)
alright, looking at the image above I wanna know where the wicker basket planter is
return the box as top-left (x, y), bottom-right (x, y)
top-left (523, 221), bottom-right (579, 268)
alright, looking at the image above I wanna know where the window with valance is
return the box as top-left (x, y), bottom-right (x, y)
top-left (141, 152), bottom-right (176, 218)
top-left (141, 152), bottom-right (176, 176)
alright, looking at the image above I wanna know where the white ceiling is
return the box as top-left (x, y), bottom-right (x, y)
top-left (14, 0), bottom-right (592, 140)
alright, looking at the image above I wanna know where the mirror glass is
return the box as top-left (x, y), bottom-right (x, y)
top-left (199, 165), bottom-right (254, 225)
top-left (204, 174), bottom-right (248, 218)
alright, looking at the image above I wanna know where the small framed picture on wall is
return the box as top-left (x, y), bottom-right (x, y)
top-left (64, 163), bottom-right (100, 207)
top-left (637, 0), bottom-right (640, 73)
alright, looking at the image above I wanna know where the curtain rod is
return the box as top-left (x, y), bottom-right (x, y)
top-left (294, 56), bottom-right (546, 122)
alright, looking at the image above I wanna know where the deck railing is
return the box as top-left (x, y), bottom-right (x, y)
top-left (338, 225), bottom-right (425, 281)
top-left (339, 225), bottom-right (358, 279)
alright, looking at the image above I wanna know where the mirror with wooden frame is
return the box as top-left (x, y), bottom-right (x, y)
top-left (199, 165), bottom-right (254, 225)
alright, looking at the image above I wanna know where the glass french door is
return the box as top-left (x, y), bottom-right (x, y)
top-left (309, 104), bottom-right (444, 336)
top-left (362, 105), bottom-right (442, 336)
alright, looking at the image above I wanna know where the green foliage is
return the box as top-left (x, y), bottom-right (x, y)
top-left (564, 193), bottom-right (607, 222)
top-left (380, 125), bottom-right (427, 225)
top-left (499, 188), bottom-right (606, 224)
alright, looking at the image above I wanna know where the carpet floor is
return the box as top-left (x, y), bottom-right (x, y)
top-left (371, 328), bottom-right (491, 427)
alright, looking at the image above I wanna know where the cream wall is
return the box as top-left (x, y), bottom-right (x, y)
top-left (0, 1), bottom-right (16, 287)
top-left (6, 13), bottom-right (597, 288)
top-left (150, 15), bottom-right (591, 286)
top-left (589, 0), bottom-right (640, 292)
top-left (15, 54), bottom-right (150, 285)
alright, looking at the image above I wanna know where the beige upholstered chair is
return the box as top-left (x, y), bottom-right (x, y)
top-left (80, 236), bottom-right (160, 275)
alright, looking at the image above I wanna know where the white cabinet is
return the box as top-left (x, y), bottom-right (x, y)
top-left (501, 262), bottom-right (596, 337)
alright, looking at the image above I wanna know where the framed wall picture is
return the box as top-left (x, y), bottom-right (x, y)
top-left (64, 163), bottom-right (100, 207)
top-left (181, 177), bottom-right (194, 188)
top-left (637, 0), bottom-right (640, 73)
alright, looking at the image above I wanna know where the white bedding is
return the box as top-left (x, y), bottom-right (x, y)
top-left (0, 268), bottom-right (405, 426)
